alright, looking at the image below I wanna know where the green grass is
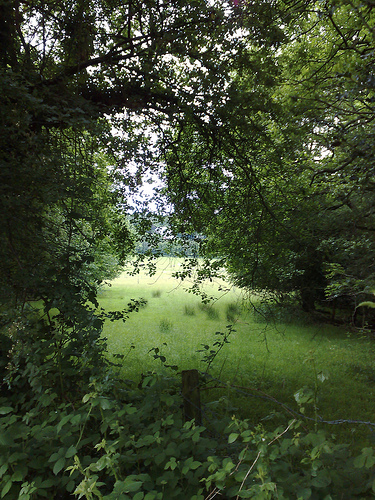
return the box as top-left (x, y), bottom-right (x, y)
top-left (99, 257), bottom-right (375, 448)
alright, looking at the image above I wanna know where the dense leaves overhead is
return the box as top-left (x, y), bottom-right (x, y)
top-left (0, 0), bottom-right (291, 395)
top-left (160, 0), bottom-right (375, 313)
top-left (1, 0), bottom-right (272, 122)
top-left (0, 0), bottom-right (232, 300)
top-left (1, 0), bottom-right (375, 317)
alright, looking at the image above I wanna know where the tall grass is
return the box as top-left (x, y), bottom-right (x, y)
top-left (99, 257), bottom-right (375, 446)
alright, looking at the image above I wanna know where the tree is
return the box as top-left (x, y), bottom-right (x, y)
top-left (1, 0), bottom-right (288, 396)
top-left (159, 0), bottom-right (375, 316)
top-left (0, 0), bottom-right (293, 311)
top-left (281, 0), bottom-right (375, 312)
top-left (0, 0), bottom-right (237, 304)
top-left (267, 0), bottom-right (375, 312)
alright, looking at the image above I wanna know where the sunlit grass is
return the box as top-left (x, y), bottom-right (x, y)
top-left (99, 257), bottom-right (375, 448)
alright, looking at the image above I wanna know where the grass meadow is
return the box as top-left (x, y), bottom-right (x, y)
top-left (99, 257), bottom-right (375, 448)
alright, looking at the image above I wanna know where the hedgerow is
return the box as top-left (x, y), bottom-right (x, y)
top-left (1, 317), bottom-right (375, 499)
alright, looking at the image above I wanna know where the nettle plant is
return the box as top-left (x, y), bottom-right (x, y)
top-left (1, 322), bottom-right (375, 500)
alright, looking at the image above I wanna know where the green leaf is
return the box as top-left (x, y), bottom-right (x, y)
top-left (165, 457), bottom-right (178, 470)
top-left (144, 493), bottom-right (159, 500)
top-left (296, 488), bottom-right (312, 500)
top-left (223, 459), bottom-right (235, 473)
top-left (354, 448), bottom-right (375, 469)
top-left (57, 414), bottom-right (72, 433)
top-left (237, 490), bottom-right (253, 498)
top-left (71, 414), bottom-right (82, 426)
top-left (0, 464), bottom-right (8, 478)
top-left (123, 477), bottom-right (143, 492)
top-left (11, 469), bottom-right (26, 482)
top-left (82, 393), bottom-right (94, 403)
top-left (357, 301), bottom-right (375, 309)
top-left (154, 453), bottom-right (166, 465)
top-left (228, 433), bottom-right (239, 443)
top-left (1, 480), bottom-right (12, 498)
top-left (65, 445), bottom-right (77, 458)
top-left (190, 461), bottom-right (202, 470)
top-left (0, 407), bottom-right (13, 415)
top-left (99, 397), bottom-right (113, 410)
top-left (0, 433), bottom-right (14, 446)
top-left (40, 479), bottom-right (58, 488)
top-left (53, 457), bottom-right (66, 475)
top-left (310, 470), bottom-right (331, 488)
top-left (192, 430), bottom-right (201, 443)
top-left (294, 387), bottom-right (314, 405)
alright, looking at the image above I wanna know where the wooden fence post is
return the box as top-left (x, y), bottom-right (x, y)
top-left (182, 369), bottom-right (202, 425)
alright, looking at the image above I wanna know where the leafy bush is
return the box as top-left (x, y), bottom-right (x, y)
top-left (1, 310), bottom-right (375, 499)
top-left (3, 380), bottom-right (375, 499)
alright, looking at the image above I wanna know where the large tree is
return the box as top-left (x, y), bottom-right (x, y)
top-left (0, 0), bottom-right (285, 393)
top-left (0, 0), bottom-right (289, 308)
top-left (160, 0), bottom-right (375, 316)
top-left (0, 0), bottom-right (232, 302)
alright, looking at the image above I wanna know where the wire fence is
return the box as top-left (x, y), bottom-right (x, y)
top-left (180, 369), bottom-right (375, 432)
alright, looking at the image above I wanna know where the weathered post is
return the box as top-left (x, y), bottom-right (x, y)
top-left (182, 369), bottom-right (202, 425)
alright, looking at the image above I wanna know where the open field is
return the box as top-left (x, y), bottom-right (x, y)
top-left (99, 257), bottom-right (375, 447)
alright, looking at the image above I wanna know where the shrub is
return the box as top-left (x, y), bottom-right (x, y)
top-left (226, 302), bottom-right (241, 323)
top-left (2, 367), bottom-right (375, 500)
top-left (184, 305), bottom-right (196, 316)
top-left (1, 312), bottom-right (375, 499)
top-left (159, 318), bottom-right (173, 333)
top-left (198, 303), bottom-right (220, 320)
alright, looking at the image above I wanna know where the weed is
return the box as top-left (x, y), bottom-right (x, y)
top-left (199, 303), bottom-right (220, 320)
top-left (184, 304), bottom-right (196, 316)
top-left (226, 302), bottom-right (241, 322)
top-left (159, 318), bottom-right (173, 333)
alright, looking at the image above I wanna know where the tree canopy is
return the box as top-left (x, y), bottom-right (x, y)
top-left (0, 0), bottom-right (287, 308)
top-left (1, 0), bottom-right (374, 344)
top-left (159, 0), bottom-right (375, 314)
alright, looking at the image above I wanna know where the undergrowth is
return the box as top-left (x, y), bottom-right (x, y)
top-left (1, 311), bottom-right (375, 499)
top-left (2, 262), bottom-right (375, 499)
